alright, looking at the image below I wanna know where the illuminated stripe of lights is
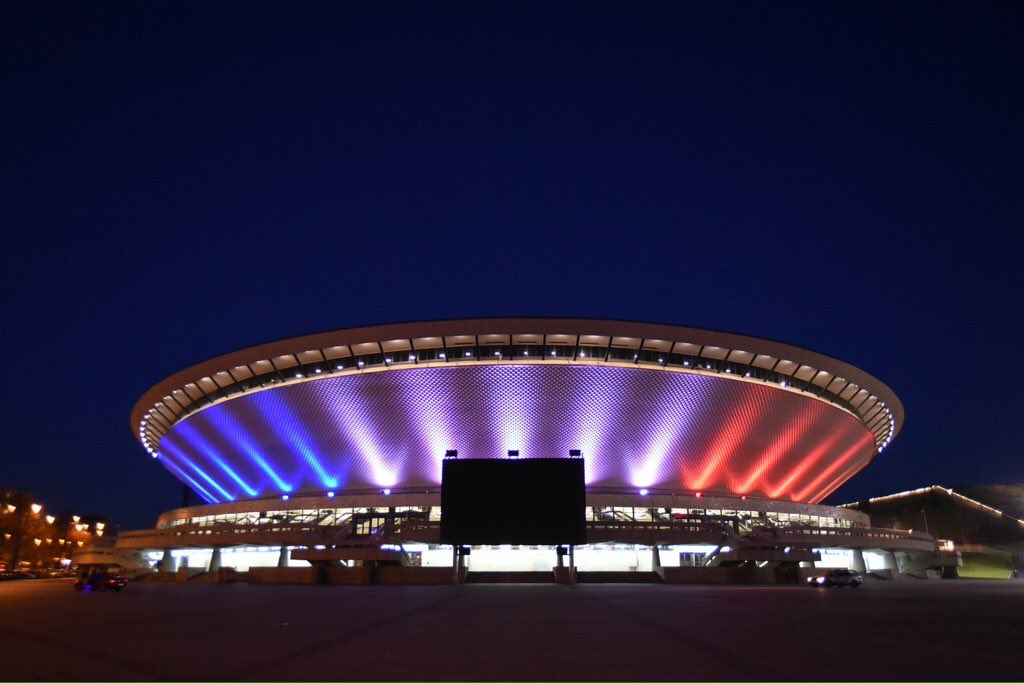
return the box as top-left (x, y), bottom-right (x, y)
top-left (847, 486), bottom-right (1024, 526)
top-left (568, 365), bottom-right (631, 486)
top-left (811, 457), bottom-right (869, 505)
top-left (733, 407), bottom-right (818, 495)
top-left (161, 441), bottom-right (235, 501)
top-left (213, 411), bottom-right (293, 493)
top-left (206, 453), bottom-right (258, 497)
top-left (792, 431), bottom-right (874, 502)
top-left (258, 394), bottom-right (338, 489)
top-left (312, 381), bottom-right (396, 488)
top-left (393, 368), bottom-right (457, 484)
top-left (766, 425), bottom-right (848, 500)
top-left (941, 489), bottom-right (1024, 525)
top-left (632, 373), bottom-right (700, 490)
top-left (688, 401), bottom-right (761, 491)
top-left (633, 428), bottom-right (680, 489)
top-left (485, 367), bottom-right (534, 468)
top-left (174, 422), bottom-right (258, 497)
top-left (160, 457), bottom-right (218, 504)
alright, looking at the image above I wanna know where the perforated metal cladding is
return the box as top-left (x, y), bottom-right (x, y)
top-left (158, 365), bottom-right (875, 504)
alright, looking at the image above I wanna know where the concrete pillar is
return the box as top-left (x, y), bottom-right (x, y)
top-left (160, 548), bottom-right (176, 573)
top-left (569, 545), bottom-right (576, 584)
top-left (453, 546), bottom-right (467, 583)
top-left (277, 545), bottom-right (289, 568)
top-left (208, 546), bottom-right (222, 572)
top-left (651, 544), bottom-right (665, 581)
top-left (851, 548), bottom-right (867, 573)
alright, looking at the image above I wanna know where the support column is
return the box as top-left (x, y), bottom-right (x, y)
top-left (159, 548), bottom-right (176, 573)
top-left (882, 550), bottom-right (901, 578)
top-left (452, 546), bottom-right (468, 583)
top-left (208, 546), bottom-right (222, 572)
top-left (851, 548), bottom-right (867, 573)
top-left (277, 545), bottom-right (289, 568)
top-left (569, 545), bottom-right (576, 584)
top-left (652, 544), bottom-right (664, 580)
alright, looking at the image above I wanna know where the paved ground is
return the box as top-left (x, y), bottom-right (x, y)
top-left (0, 578), bottom-right (1022, 680)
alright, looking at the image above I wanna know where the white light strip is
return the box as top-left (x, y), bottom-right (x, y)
top-left (138, 338), bottom-right (897, 456)
top-left (841, 485), bottom-right (1024, 526)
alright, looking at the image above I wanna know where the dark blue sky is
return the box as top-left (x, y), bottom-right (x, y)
top-left (3, 2), bottom-right (1022, 529)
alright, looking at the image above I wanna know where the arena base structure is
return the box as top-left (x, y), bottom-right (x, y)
top-left (121, 319), bottom-right (954, 584)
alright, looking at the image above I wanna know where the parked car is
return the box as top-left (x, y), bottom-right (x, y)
top-left (807, 568), bottom-right (863, 588)
top-left (74, 569), bottom-right (127, 592)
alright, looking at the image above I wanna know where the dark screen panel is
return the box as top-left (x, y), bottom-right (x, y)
top-left (440, 458), bottom-right (586, 545)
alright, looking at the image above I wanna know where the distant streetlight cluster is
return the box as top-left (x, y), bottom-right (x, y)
top-left (0, 489), bottom-right (111, 571)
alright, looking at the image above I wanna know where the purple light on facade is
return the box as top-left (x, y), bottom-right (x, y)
top-left (309, 375), bottom-right (406, 488)
top-left (158, 365), bottom-right (876, 502)
top-left (158, 451), bottom-right (218, 504)
top-left (248, 392), bottom-right (339, 489)
top-left (392, 367), bottom-right (459, 483)
top-left (205, 409), bottom-right (293, 493)
top-left (173, 421), bottom-right (258, 497)
top-left (160, 439), bottom-right (235, 502)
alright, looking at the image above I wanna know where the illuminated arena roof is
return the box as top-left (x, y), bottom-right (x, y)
top-left (132, 319), bottom-right (903, 505)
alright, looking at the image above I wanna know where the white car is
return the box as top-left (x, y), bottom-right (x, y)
top-left (807, 568), bottom-right (863, 588)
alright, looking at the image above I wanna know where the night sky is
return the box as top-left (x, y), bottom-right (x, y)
top-left (3, 2), bottom-right (1021, 530)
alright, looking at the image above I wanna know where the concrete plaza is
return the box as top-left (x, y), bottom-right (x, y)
top-left (0, 578), bottom-right (1021, 680)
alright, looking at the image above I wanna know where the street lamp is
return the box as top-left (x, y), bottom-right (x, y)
top-left (30, 504), bottom-right (41, 514)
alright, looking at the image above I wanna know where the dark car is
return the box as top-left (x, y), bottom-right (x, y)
top-left (807, 568), bottom-right (863, 588)
top-left (74, 569), bottom-right (127, 591)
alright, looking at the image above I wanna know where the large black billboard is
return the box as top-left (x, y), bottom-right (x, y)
top-left (440, 458), bottom-right (586, 545)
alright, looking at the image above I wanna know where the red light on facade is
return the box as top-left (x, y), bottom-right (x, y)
top-left (793, 432), bottom-right (874, 502)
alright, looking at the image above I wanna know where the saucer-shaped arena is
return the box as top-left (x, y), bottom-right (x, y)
top-left (123, 319), bottom-right (911, 576)
top-left (134, 319), bottom-right (901, 505)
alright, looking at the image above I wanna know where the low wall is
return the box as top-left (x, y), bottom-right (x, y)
top-left (248, 567), bottom-right (317, 585)
top-left (868, 568), bottom-right (903, 580)
top-left (553, 567), bottom-right (577, 584)
top-left (190, 568), bottom-right (245, 584)
top-left (376, 566), bottom-right (455, 585)
top-left (175, 567), bottom-right (204, 583)
top-left (663, 566), bottom-right (778, 585)
top-left (325, 566), bottom-right (372, 585)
